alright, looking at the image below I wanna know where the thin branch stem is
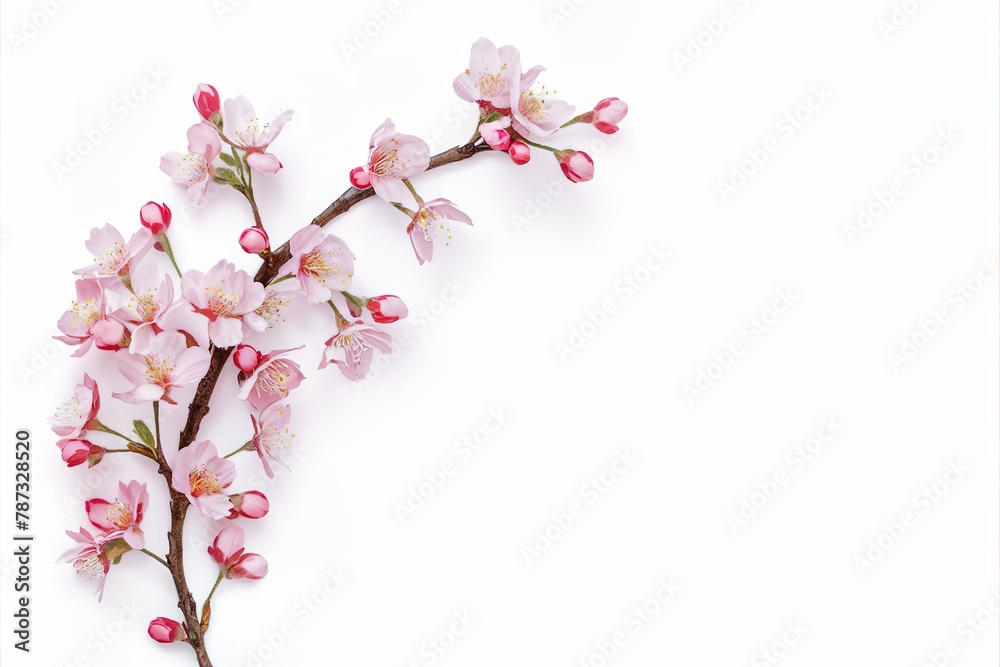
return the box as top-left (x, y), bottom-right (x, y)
top-left (222, 442), bottom-right (252, 459)
top-left (516, 136), bottom-right (559, 153)
top-left (89, 421), bottom-right (137, 443)
top-left (140, 548), bottom-right (170, 569)
top-left (153, 401), bottom-right (162, 452)
top-left (205, 570), bottom-right (225, 608)
top-left (158, 234), bottom-right (184, 277)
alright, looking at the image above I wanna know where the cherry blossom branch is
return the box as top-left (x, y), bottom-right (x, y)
top-left (177, 139), bottom-right (491, 452)
top-left (54, 38), bottom-right (628, 667)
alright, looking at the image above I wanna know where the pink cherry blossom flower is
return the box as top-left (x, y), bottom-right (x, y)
top-left (508, 141), bottom-right (530, 164)
top-left (148, 617), bottom-right (188, 644)
top-left (208, 525), bottom-right (268, 580)
top-left (171, 440), bottom-right (237, 520)
top-left (57, 439), bottom-right (105, 468)
top-left (55, 279), bottom-right (126, 357)
top-left (510, 66), bottom-right (575, 139)
top-left (228, 490), bottom-right (269, 519)
top-left (73, 224), bottom-right (153, 281)
top-left (406, 198), bottom-right (473, 265)
top-left (320, 320), bottom-right (393, 381)
top-left (250, 402), bottom-right (295, 478)
top-left (181, 260), bottom-right (267, 347)
top-left (86, 481), bottom-right (148, 550)
top-left (239, 227), bottom-right (269, 254)
top-left (110, 264), bottom-right (175, 329)
top-left (367, 295), bottom-right (408, 323)
top-left (480, 116), bottom-right (512, 151)
top-left (112, 327), bottom-right (211, 405)
top-left (58, 527), bottom-right (121, 601)
top-left (454, 38), bottom-right (521, 111)
top-left (279, 226), bottom-right (355, 303)
top-left (237, 347), bottom-right (305, 411)
top-left (160, 123), bottom-right (222, 204)
top-left (193, 83), bottom-right (221, 121)
top-left (556, 150), bottom-right (595, 183)
top-left (49, 373), bottom-right (100, 438)
top-left (582, 97), bottom-right (628, 134)
top-left (222, 96), bottom-right (293, 174)
top-left (352, 119), bottom-right (429, 203)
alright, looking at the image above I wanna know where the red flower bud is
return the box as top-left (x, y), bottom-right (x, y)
top-left (508, 141), bottom-right (531, 165)
top-left (233, 344), bottom-right (262, 373)
top-left (239, 227), bottom-right (269, 254)
top-left (349, 167), bottom-right (371, 189)
top-left (57, 439), bottom-right (105, 468)
top-left (148, 617), bottom-right (187, 644)
top-left (367, 295), bottom-right (408, 324)
top-left (193, 83), bottom-right (221, 121)
top-left (139, 201), bottom-right (171, 236)
top-left (556, 150), bottom-right (595, 183)
top-left (229, 491), bottom-right (269, 519)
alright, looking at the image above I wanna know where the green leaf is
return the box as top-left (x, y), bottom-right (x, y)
top-left (132, 420), bottom-right (155, 448)
top-left (213, 167), bottom-right (241, 186)
top-left (219, 152), bottom-right (239, 167)
top-left (127, 442), bottom-right (158, 461)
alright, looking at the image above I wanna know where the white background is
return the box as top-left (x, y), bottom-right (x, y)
top-left (1, 1), bottom-right (998, 666)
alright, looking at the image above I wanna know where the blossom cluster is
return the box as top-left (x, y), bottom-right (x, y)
top-left (50, 37), bottom-right (626, 661)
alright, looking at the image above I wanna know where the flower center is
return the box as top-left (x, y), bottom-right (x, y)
top-left (207, 285), bottom-right (240, 317)
top-left (519, 87), bottom-right (548, 121)
top-left (179, 153), bottom-right (210, 184)
top-left (371, 145), bottom-right (399, 176)
top-left (233, 117), bottom-right (264, 148)
top-left (189, 466), bottom-right (222, 497)
top-left (261, 411), bottom-right (295, 454)
top-left (70, 298), bottom-right (101, 329)
top-left (54, 396), bottom-right (84, 424)
top-left (76, 553), bottom-right (106, 581)
top-left (475, 64), bottom-right (509, 99)
top-left (417, 208), bottom-right (454, 247)
top-left (257, 362), bottom-right (292, 398)
top-left (97, 242), bottom-right (128, 274)
top-left (256, 291), bottom-right (290, 327)
top-left (144, 354), bottom-right (175, 386)
top-left (301, 249), bottom-right (339, 285)
top-left (105, 502), bottom-right (133, 530)
top-left (131, 289), bottom-right (160, 322)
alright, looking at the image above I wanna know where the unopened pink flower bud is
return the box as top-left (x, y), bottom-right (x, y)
top-left (227, 553), bottom-right (268, 580)
top-left (193, 84), bottom-right (220, 121)
top-left (591, 97), bottom-right (628, 134)
top-left (480, 118), bottom-right (512, 151)
top-left (229, 491), bottom-right (269, 519)
top-left (58, 439), bottom-right (105, 468)
top-left (349, 167), bottom-right (371, 189)
top-left (508, 141), bottom-right (531, 165)
top-left (148, 617), bottom-right (187, 644)
top-left (367, 295), bottom-right (408, 323)
top-left (233, 344), bottom-right (262, 373)
top-left (556, 150), bottom-right (595, 183)
top-left (239, 227), bottom-right (269, 254)
top-left (139, 202), bottom-right (172, 236)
